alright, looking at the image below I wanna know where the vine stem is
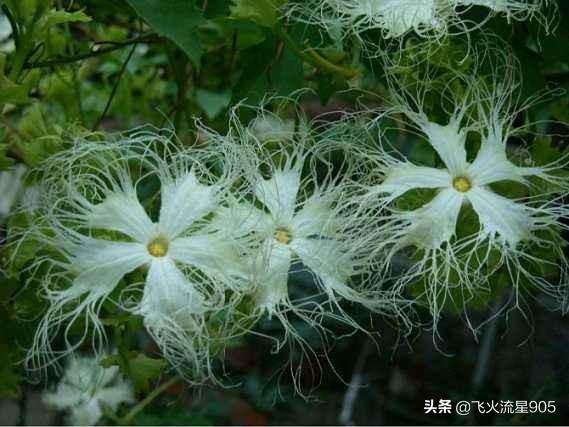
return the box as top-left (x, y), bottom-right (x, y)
top-left (471, 295), bottom-right (507, 392)
top-left (23, 33), bottom-right (159, 70)
top-left (339, 340), bottom-right (373, 425)
top-left (119, 375), bottom-right (183, 425)
top-left (93, 43), bottom-right (137, 131)
top-left (275, 25), bottom-right (357, 79)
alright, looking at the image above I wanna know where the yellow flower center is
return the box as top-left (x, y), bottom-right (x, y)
top-left (452, 176), bottom-right (472, 193)
top-left (147, 236), bottom-right (170, 257)
top-left (274, 227), bottom-right (293, 245)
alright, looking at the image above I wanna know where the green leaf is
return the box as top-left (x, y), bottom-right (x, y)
top-left (532, 136), bottom-right (565, 166)
top-left (2, 212), bottom-right (42, 275)
top-left (0, 57), bottom-right (30, 105)
top-left (195, 88), bottom-right (232, 119)
top-left (0, 143), bottom-right (15, 170)
top-left (38, 8), bottom-right (91, 29)
top-left (11, 105), bottom-right (64, 167)
top-left (129, 353), bottom-right (168, 392)
top-left (233, 36), bottom-right (273, 103)
top-left (229, 0), bottom-right (287, 29)
top-left (0, 306), bottom-right (24, 398)
top-left (126, 0), bottom-right (205, 67)
top-left (102, 352), bottom-right (167, 392)
top-left (3, 0), bottom-right (48, 24)
top-left (270, 44), bottom-right (303, 96)
top-left (0, 77), bottom-right (30, 105)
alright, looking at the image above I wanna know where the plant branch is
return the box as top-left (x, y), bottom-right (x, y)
top-left (92, 43), bottom-right (137, 131)
top-left (119, 375), bottom-right (183, 425)
top-left (339, 339), bottom-right (373, 426)
top-left (23, 33), bottom-right (159, 70)
top-left (275, 25), bottom-right (357, 79)
top-left (471, 297), bottom-right (505, 392)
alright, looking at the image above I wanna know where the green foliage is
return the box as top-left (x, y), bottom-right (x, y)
top-left (126, 0), bottom-right (205, 67)
top-left (135, 406), bottom-right (213, 426)
top-left (229, 0), bottom-right (287, 29)
top-left (102, 352), bottom-right (167, 393)
top-left (195, 88), bottom-right (232, 119)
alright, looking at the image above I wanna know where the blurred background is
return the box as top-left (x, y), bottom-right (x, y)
top-left (2, 304), bottom-right (569, 425)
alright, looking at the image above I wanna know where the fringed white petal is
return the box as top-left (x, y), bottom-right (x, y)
top-left (375, 163), bottom-right (451, 198)
top-left (43, 355), bottom-right (133, 426)
top-left (290, 237), bottom-right (356, 301)
top-left (421, 119), bottom-right (469, 175)
top-left (467, 187), bottom-right (533, 247)
top-left (254, 168), bottom-right (301, 222)
top-left (169, 234), bottom-right (243, 278)
top-left (371, 0), bottom-right (440, 37)
top-left (159, 171), bottom-right (218, 239)
top-left (455, 0), bottom-right (535, 14)
top-left (89, 192), bottom-right (154, 243)
top-left (291, 194), bottom-right (337, 238)
top-left (140, 257), bottom-right (206, 322)
top-left (70, 400), bottom-right (102, 426)
top-left (255, 243), bottom-right (292, 313)
top-left (212, 203), bottom-right (271, 237)
top-left (71, 239), bottom-right (149, 293)
top-left (468, 136), bottom-right (527, 186)
top-left (95, 381), bottom-right (134, 411)
top-left (42, 384), bottom-right (84, 410)
top-left (402, 188), bottom-right (464, 249)
top-left (338, 0), bottom-right (441, 37)
top-left (140, 258), bottom-right (214, 382)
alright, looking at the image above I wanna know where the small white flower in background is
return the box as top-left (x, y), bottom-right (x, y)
top-left (356, 61), bottom-right (569, 328)
top-left (0, 164), bottom-right (27, 219)
top-left (249, 114), bottom-right (296, 142)
top-left (11, 130), bottom-right (242, 381)
top-left (42, 355), bottom-right (134, 426)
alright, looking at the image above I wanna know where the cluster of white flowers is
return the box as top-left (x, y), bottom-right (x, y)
top-left (42, 355), bottom-right (134, 425)
top-left (288, 0), bottom-right (554, 54)
top-left (7, 111), bottom-right (405, 388)
top-left (7, 64), bottom-right (569, 386)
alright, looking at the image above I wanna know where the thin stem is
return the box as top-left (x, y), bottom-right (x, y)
top-left (339, 340), bottom-right (373, 426)
top-left (92, 43), bottom-right (137, 131)
top-left (1, 5), bottom-right (19, 48)
top-left (304, 46), bottom-right (357, 79)
top-left (119, 375), bottom-right (183, 425)
top-left (275, 25), bottom-right (357, 79)
top-left (471, 300), bottom-right (503, 392)
top-left (23, 34), bottom-right (158, 70)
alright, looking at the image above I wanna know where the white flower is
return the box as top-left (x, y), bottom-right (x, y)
top-left (340, 0), bottom-right (444, 38)
top-left (292, 0), bottom-right (446, 40)
top-left (357, 65), bottom-right (569, 327)
top-left (17, 130), bottom-right (241, 380)
top-left (42, 355), bottom-right (134, 426)
top-left (0, 164), bottom-right (27, 218)
top-left (200, 106), bottom-right (402, 350)
top-left (455, 0), bottom-right (543, 17)
top-left (218, 153), bottom-right (362, 314)
top-left (249, 114), bottom-right (296, 142)
top-left (288, 0), bottom-right (554, 56)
